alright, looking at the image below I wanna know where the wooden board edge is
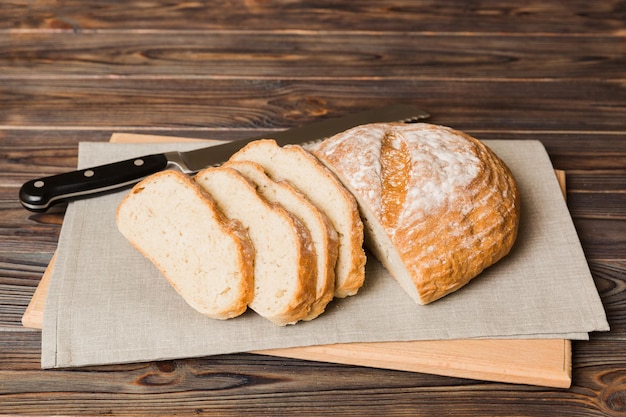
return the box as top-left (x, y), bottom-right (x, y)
top-left (21, 253), bottom-right (55, 329)
top-left (254, 339), bottom-right (572, 388)
top-left (109, 133), bottom-right (216, 143)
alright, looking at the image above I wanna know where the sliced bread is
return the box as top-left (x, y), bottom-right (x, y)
top-left (116, 170), bottom-right (254, 319)
top-left (194, 166), bottom-right (317, 326)
top-left (225, 160), bottom-right (339, 320)
top-left (230, 139), bottom-right (366, 298)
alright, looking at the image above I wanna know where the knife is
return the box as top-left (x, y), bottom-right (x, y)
top-left (19, 104), bottom-right (429, 212)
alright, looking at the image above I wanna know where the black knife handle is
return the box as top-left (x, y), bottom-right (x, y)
top-left (19, 153), bottom-right (169, 212)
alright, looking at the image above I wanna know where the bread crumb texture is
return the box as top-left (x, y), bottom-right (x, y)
top-left (229, 139), bottom-right (366, 299)
top-left (116, 171), bottom-right (254, 320)
top-left (193, 166), bottom-right (317, 326)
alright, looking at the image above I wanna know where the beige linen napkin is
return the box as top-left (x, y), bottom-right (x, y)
top-left (42, 140), bottom-right (609, 368)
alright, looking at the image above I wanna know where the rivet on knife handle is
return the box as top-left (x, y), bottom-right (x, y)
top-left (19, 153), bottom-right (168, 212)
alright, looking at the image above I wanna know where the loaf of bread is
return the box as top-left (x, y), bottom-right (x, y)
top-left (194, 166), bottom-right (317, 326)
top-left (310, 123), bottom-right (520, 305)
top-left (224, 160), bottom-right (339, 321)
top-left (230, 139), bottom-right (366, 298)
top-left (116, 170), bottom-right (254, 319)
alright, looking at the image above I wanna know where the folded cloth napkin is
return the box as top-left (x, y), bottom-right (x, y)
top-left (42, 139), bottom-right (609, 368)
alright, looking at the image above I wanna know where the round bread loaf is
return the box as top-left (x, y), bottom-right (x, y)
top-left (310, 123), bottom-right (520, 304)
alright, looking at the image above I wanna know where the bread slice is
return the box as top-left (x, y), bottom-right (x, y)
top-left (225, 160), bottom-right (339, 321)
top-left (116, 170), bottom-right (254, 319)
top-left (310, 123), bottom-right (520, 304)
top-left (230, 139), bottom-right (366, 298)
top-left (194, 166), bottom-right (317, 326)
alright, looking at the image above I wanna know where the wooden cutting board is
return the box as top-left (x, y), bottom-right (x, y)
top-left (22, 133), bottom-right (571, 388)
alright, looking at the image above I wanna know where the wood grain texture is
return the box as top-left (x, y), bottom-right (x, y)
top-left (1, 32), bottom-right (625, 79)
top-left (1, 0), bottom-right (625, 414)
top-left (3, 0), bottom-right (626, 34)
top-left (2, 79), bottom-right (625, 132)
top-left (0, 334), bottom-right (621, 417)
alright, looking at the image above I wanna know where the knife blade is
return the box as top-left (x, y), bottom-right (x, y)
top-left (19, 104), bottom-right (429, 212)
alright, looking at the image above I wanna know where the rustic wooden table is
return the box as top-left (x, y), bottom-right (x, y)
top-left (2, 1), bottom-right (625, 415)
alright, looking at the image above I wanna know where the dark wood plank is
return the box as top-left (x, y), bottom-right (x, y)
top-left (2, 147), bottom-right (78, 180)
top-left (0, 196), bottom-right (58, 254)
top-left (574, 218), bottom-right (626, 261)
top-left (566, 171), bottom-right (626, 193)
top-left (1, 32), bottom-right (624, 80)
top-left (1, 79), bottom-right (625, 133)
top-left (0, 330), bottom-right (625, 416)
top-left (473, 133), bottom-right (626, 171)
top-left (4, 0), bottom-right (626, 34)
top-left (568, 191), bottom-right (626, 220)
top-left (590, 260), bottom-right (626, 338)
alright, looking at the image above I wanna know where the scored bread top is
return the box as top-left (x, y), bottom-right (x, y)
top-left (194, 166), bottom-right (317, 326)
top-left (225, 160), bottom-right (339, 321)
top-left (229, 139), bottom-right (366, 298)
top-left (311, 123), bottom-right (520, 305)
top-left (116, 170), bottom-right (254, 319)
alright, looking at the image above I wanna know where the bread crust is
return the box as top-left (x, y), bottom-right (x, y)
top-left (311, 123), bottom-right (520, 304)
